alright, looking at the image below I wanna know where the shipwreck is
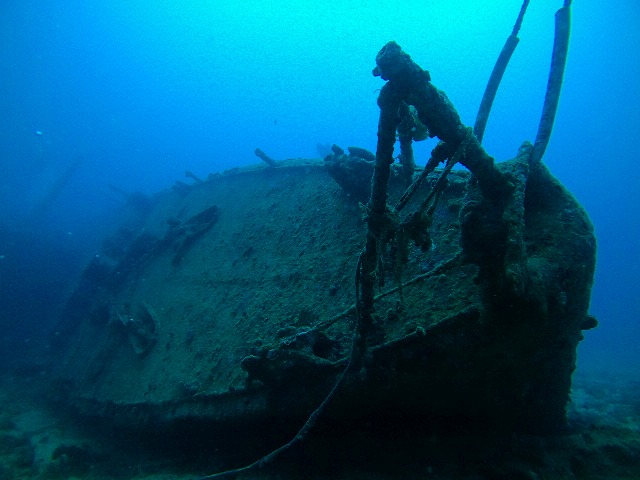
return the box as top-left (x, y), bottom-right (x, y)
top-left (49, 1), bottom-right (596, 477)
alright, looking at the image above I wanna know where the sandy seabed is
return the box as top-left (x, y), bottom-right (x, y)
top-left (0, 370), bottom-right (638, 480)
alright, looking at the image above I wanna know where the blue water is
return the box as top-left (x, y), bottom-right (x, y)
top-left (1, 0), bottom-right (638, 381)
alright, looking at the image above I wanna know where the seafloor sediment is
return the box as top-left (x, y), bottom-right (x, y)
top-left (0, 371), bottom-right (638, 479)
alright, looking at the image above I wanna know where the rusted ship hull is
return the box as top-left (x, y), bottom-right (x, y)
top-left (50, 144), bottom-right (596, 434)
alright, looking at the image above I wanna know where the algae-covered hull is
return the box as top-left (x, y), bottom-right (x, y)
top-left (51, 148), bottom-right (596, 434)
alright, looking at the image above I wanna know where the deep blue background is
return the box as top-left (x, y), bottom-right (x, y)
top-left (1, 1), bottom-right (638, 378)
